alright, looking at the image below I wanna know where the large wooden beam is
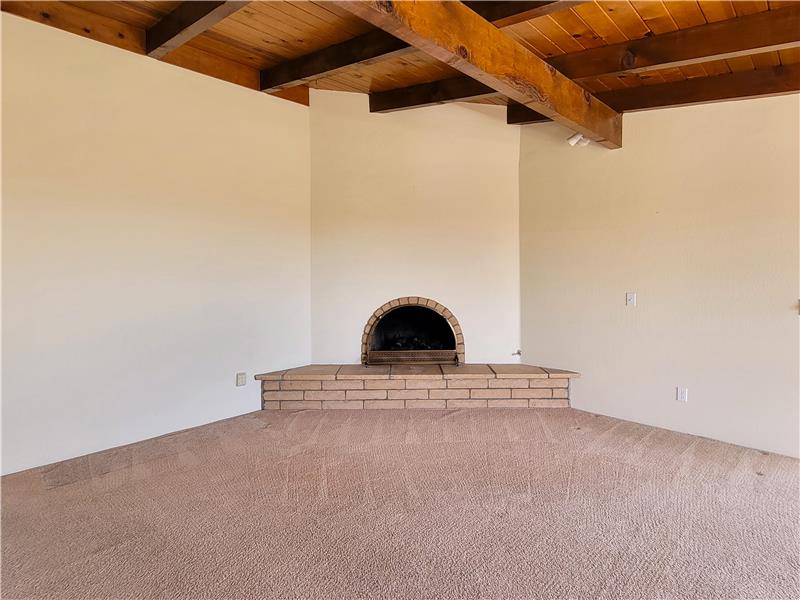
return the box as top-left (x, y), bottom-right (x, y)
top-left (260, 29), bottom-right (410, 92)
top-left (259, 1), bottom-right (575, 92)
top-left (146, 1), bottom-right (248, 59)
top-left (369, 78), bottom-right (497, 113)
top-left (371, 78), bottom-right (497, 113)
top-left (507, 63), bottom-right (800, 124)
top-left (334, 1), bottom-right (622, 148)
top-left (550, 4), bottom-right (800, 80)
top-left (371, 5), bottom-right (800, 113)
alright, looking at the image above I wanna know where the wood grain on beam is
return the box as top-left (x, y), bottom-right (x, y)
top-left (146, 1), bottom-right (248, 59)
top-left (370, 77), bottom-right (498, 113)
top-left (601, 63), bottom-right (800, 112)
top-left (370, 78), bottom-right (497, 113)
top-left (371, 5), bottom-right (800, 113)
top-left (0, 1), bottom-right (309, 106)
top-left (1, 1), bottom-right (145, 53)
top-left (461, 1), bottom-right (584, 28)
top-left (335, 1), bottom-right (622, 148)
top-left (269, 85), bottom-right (311, 107)
top-left (550, 4), bottom-right (800, 80)
top-left (260, 29), bottom-right (411, 92)
top-left (507, 64), bottom-right (800, 123)
top-left (260, 0), bottom-right (570, 91)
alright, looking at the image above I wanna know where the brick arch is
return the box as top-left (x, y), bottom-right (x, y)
top-left (361, 297), bottom-right (465, 365)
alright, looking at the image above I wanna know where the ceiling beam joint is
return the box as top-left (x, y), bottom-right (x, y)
top-left (260, 0), bottom-right (577, 92)
top-left (146, 1), bottom-right (248, 59)
top-left (335, 0), bottom-right (622, 147)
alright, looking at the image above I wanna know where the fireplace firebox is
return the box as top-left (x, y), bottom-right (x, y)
top-left (361, 297), bottom-right (464, 365)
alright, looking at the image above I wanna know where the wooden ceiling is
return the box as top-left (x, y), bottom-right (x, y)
top-left (3, 0), bottom-right (799, 147)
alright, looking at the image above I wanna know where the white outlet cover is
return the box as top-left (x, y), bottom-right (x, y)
top-left (236, 372), bottom-right (247, 387)
top-left (676, 387), bottom-right (688, 402)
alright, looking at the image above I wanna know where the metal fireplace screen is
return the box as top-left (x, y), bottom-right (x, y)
top-left (366, 306), bottom-right (457, 365)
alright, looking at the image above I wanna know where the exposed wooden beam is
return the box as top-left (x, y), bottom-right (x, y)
top-left (507, 104), bottom-right (550, 125)
top-left (269, 85), bottom-right (311, 107)
top-left (371, 5), bottom-right (800, 113)
top-left (0, 1), bottom-right (309, 106)
top-left (260, 29), bottom-right (410, 92)
top-left (334, 0), bottom-right (622, 148)
top-left (601, 63), bottom-right (800, 112)
top-left (2, 1), bottom-right (145, 53)
top-left (507, 64), bottom-right (800, 124)
top-left (260, 0), bottom-right (574, 92)
top-left (550, 4), bottom-right (800, 80)
top-left (146, 1), bottom-right (248, 59)
top-left (369, 78), bottom-right (497, 113)
top-left (370, 78), bottom-right (497, 113)
top-left (461, 1), bottom-right (584, 28)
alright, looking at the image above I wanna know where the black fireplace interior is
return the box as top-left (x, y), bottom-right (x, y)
top-left (370, 306), bottom-right (456, 352)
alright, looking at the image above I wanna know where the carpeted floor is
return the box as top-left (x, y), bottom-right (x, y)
top-left (2, 408), bottom-right (798, 599)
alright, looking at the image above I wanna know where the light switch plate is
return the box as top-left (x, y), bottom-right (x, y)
top-left (626, 292), bottom-right (637, 307)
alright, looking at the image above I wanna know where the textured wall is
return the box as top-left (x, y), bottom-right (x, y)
top-left (309, 90), bottom-right (521, 364)
top-left (2, 14), bottom-right (312, 473)
top-left (519, 96), bottom-right (800, 457)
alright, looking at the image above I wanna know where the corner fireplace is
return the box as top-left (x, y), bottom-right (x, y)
top-left (361, 297), bottom-right (464, 365)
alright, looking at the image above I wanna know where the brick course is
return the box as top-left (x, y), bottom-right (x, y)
top-left (471, 388), bottom-right (512, 399)
top-left (388, 389), bottom-right (429, 400)
top-left (255, 364), bottom-right (576, 411)
top-left (447, 399), bottom-right (487, 409)
top-left (322, 400), bottom-right (364, 410)
top-left (364, 400), bottom-right (405, 409)
top-left (429, 389), bottom-right (470, 399)
top-left (322, 380), bottom-right (364, 390)
top-left (406, 399), bottom-right (446, 409)
top-left (364, 379), bottom-right (405, 390)
top-left (346, 390), bottom-right (387, 400)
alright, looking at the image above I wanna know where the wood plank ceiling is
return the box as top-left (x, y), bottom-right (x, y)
top-left (3, 0), bottom-right (799, 145)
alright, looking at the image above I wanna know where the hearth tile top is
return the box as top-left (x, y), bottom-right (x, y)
top-left (389, 364), bottom-right (444, 379)
top-left (441, 364), bottom-right (493, 379)
top-left (490, 364), bottom-right (550, 378)
top-left (542, 367), bottom-right (581, 378)
top-left (337, 364), bottom-right (391, 379)
top-left (283, 364), bottom-right (341, 380)
top-left (254, 369), bottom-right (288, 381)
top-left (255, 364), bottom-right (580, 381)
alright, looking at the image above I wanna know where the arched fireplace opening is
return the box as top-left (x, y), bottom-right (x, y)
top-left (371, 305), bottom-right (455, 352)
top-left (361, 297), bottom-right (464, 365)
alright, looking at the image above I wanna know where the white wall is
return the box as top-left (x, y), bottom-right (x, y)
top-left (4, 13), bottom-right (798, 471)
top-left (2, 14), bottom-right (311, 474)
top-left (310, 90), bottom-right (521, 364)
top-left (519, 96), bottom-right (800, 457)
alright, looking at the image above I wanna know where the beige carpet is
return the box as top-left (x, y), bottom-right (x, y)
top-left (2, 408), bottom-right (798, 599)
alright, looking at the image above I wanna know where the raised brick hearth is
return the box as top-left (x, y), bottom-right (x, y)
top-left (255, 364), bottom-right (579, 410)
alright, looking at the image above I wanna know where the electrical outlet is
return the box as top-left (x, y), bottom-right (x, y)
top-left (676, 387), bottom-right (688, 403)
top-left (236, 372), bottom-right (247, 387)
